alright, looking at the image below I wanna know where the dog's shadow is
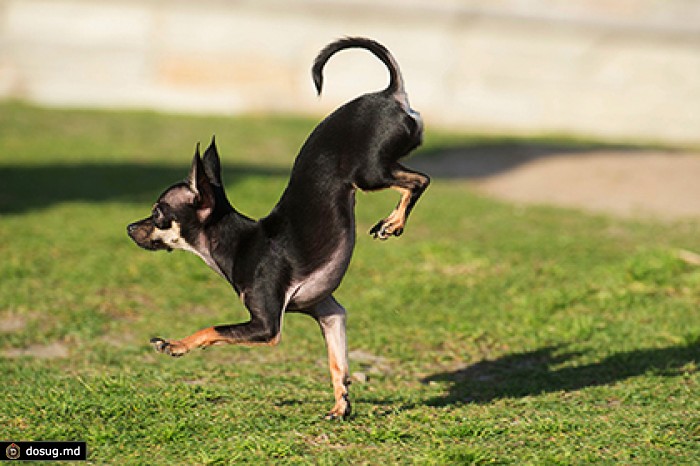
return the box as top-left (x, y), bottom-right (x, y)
top-left (0, 162), bottom-right (289, 214)
top-left (422, 342), bottom-right (699, 406)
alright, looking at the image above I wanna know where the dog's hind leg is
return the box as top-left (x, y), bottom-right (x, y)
top-left (369, 163), bottom-right (430, 240)
top-left (308, 296), bottom-right (351, 420)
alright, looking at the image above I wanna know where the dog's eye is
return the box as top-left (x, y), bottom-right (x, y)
top-left (152, 207), bottom-right (171, 229)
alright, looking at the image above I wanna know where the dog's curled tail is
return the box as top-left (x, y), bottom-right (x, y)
top-left (312, 37), bottom-right (405, 98)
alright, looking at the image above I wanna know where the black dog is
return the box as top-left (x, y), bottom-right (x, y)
top-left (127, 37), bottom-right (429, 419)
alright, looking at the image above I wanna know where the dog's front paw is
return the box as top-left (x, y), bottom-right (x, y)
top-left (325, 394), bottom-right (351, 421)
top-left (369, 219), bottom-right (403, 240)
top-left (150, 337), bottom-right (189, 357)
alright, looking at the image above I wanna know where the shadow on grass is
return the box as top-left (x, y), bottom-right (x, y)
top-left (422, 342), bottom-right (700, 405)
top-left (410, 140), bottom-right (669, 180)
top-left (0, 163), bottom-right (289, 214)
top-left (2, 140), bottom-right (667, 214)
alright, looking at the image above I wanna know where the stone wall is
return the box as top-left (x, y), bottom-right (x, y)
top-left (1, 0), bottom-right (699, 143)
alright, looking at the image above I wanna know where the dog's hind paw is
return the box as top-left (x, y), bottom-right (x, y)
top-left (150, 337), bottom-right (189, 357)
top-left (369, 219), bottom-right (403, 240)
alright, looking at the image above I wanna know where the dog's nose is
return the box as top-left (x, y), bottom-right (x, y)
top-left (127, 223), bottom-right (137, 236)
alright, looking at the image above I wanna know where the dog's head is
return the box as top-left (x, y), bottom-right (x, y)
top-left (127, 138), bottom-right (224, 253)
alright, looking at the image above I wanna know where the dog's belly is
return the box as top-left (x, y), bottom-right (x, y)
top-left (287, 238), bottom-right (354, 310)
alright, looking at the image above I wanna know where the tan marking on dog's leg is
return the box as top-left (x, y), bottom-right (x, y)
top-left (370, 168), bottom-right (429, 240)
top-left (151, 325), bottom-right (281, 357)
top-left (325, 315), bottom-right (349, 418)
top-left (372, 186), bottom-right (411, 239)
top-left (151, 327), bottom-right (222, 357)
top-left (314, 297), bottom-right (351, 419)
top-left (385, 186), bottom-right (412, 229)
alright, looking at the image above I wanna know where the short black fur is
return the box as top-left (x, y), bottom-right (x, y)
top-left (127, 37), bottom-right (429, 419)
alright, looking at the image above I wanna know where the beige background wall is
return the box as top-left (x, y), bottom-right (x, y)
top-left (1, 0), bottom-right (699, 144)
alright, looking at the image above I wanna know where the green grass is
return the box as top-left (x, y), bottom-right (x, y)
top-left (1, 101), bottom-right (699, 464)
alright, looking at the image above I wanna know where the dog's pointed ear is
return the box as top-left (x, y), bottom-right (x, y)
top-left (187, 142), bottom-right (214, 222)
top-left (188, 142), bottom-right (202, 194)
top-left (202, 135), bottom-right (223, 187)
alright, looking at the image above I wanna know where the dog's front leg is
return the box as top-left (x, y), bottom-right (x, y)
top-left (150, 327), bottom-right (231, 357)
top-left (310, 296), bottom-right (351, 420)
top-left (150, 319), bottom-right (281, 357)
top-left (151, 289), bottom-right (284, 356)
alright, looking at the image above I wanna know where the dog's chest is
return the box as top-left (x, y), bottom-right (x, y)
top-left (287, 238), bottom-right (354, 309)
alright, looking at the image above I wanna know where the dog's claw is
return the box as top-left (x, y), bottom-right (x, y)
top-left (150, 337), bottom-right (165, 349)
top-left (369, 221), bottom-right (387, 240)
top-left (369, 220), bottom-right (402, 240)
top-left (325, 394), bottom-right (351, 420)
top-left (150, 337), bottom-right (187, 357)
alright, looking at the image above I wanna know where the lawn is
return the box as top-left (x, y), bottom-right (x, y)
top-left (1, 101), bottom-right (699, 464)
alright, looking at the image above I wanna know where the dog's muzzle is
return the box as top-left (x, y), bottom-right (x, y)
top-left (127, 219), bottom-right (171, 252)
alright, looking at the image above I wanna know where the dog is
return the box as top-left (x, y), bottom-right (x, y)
top-left (127, 37), bottom-right (429, 419)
